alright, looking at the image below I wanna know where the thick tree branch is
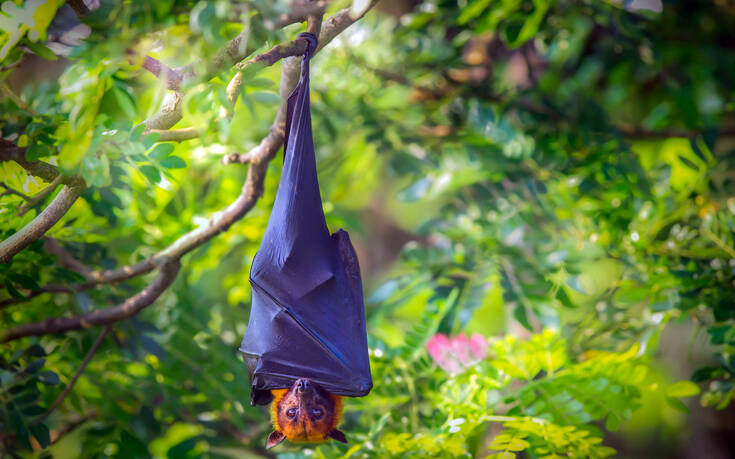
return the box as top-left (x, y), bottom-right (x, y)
top-left (270, 1), bottom-right (330, 30)
top-left (141, 90), bottom-right (184, 131)
top-left (0, 184), bottom-right (85, 263)
top-left (0, 261), bottom-right (180, 343)
top-left (140, 55), bottom-right (183, 90)
top-left (39, 326), bottom-right (110, 422)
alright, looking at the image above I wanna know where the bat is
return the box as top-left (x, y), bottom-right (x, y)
top-left (266, 378), bottom-right (346, 448)
top-left (238, 32), bottom-right (372, 446)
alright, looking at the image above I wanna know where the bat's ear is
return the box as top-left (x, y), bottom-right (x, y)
top-left (328, 429), bottom-right (347, 444)
top-left (267, 430), bottom-right (286, 449)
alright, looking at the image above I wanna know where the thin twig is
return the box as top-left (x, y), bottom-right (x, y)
top-left (0, 81), bottom-right (40, 117)
top-left (0, 182), bottom-right (33, 201)
top-left (222, 152), bottom-right (252, 165)
top-left (17, 174), bottom-right (64, 216)
top-left (39, 326), bottom-right (111, 422)
top-left (0, 55), bottom-right (26, 72)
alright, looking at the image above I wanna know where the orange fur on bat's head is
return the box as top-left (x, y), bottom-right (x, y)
top-left (266, 378), bottom-right (345, 449)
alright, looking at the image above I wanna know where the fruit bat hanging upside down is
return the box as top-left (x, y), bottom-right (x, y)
top-left (238, 33), bottom-right (372, 448)
top-left (266, 378), bottom-right (346, 448)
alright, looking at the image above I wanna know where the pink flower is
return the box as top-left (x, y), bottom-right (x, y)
top-left (426, 333), bottom-right (488, 374)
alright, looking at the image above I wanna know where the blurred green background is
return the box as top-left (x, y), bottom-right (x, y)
top-left (1, 0), bottom-right (735, 458)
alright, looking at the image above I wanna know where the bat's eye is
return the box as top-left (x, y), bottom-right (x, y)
top-left (312, 407), bottom-right (324, 419)
top-left (286, 408), bottom-right (298, 419)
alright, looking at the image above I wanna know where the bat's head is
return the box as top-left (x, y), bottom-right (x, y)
top-left (267, 378), bottom-right (345, 448)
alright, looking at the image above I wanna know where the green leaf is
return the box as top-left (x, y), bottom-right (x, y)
top-left (666, 397), bottom-right (690, 413)
top-left (247, 77), bottom-right (274, 88)
top-left (8, 273), bottom-right (40, 290)
top-left (5, 279), bottom-right (27, 300)
top-left (130, 124), bottom-right (146, 141)
top-left (605, 413), bottom-right (620, 431)
top-left (24, 40), bottom-right (57, 61)
top-left (238, 61), bottom-right (266, 79)
top-left (252, 92), bottom-right (280, 105)
top-left (457, 0), bottom-right (493, 24)
top-left (37, 371), bottom-right (59, 385)
top-left (149, 143), bottom-right (175, 160)
top-left (139, 165), bottom-right (161, 184)
top-left (666, 380), bottom-right (701, 398)
top-left (160, 155), bottom-right (187, 169)
top-left (21, 405), bottom-right (46, 417)
top-left (25, 359), bottom-right (45, 373)
top-left (142, 132), bottom-right (161, 149)
top-left (25, 143), bottom-right (52, 161)
top-left (513, 304), bottom-right (532, 331)
top-left (111, 86), bottom-right (137, 121)
top-left (24, 344), bottom-right (46, 357)
top-left (30, 423), bottom-right (50, 448)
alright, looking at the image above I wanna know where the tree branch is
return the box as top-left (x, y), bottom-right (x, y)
top-left (140, 55), bottom-right (183, 90)
top-left (616, 123), bottom-right (735, 139)
top-left (270, 1), bottom-right (330, 30)
top-left (65, 0), bottom-right (90, 17)
top-left (0, 55), bottom-right (26, 72)
top-left (0, 183), bottom-right (85, 263)
top-left (226, 37), bottom-right (311, 106)
top-left (0, 261), bottom-right (179, 343)
top-left (39, 326), bottom-right (110, 422)
top-left (141, 90), bottom-right (184, 131)
top-left (148, 127), bottom-right (201, 142)
top-left (0, 182), bottom-right (33, 201)
top-left (50, 413), bottom-right (96, 445)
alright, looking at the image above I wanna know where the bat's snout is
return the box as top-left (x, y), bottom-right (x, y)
top-left (295, 378), bottom-right (313, 393)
